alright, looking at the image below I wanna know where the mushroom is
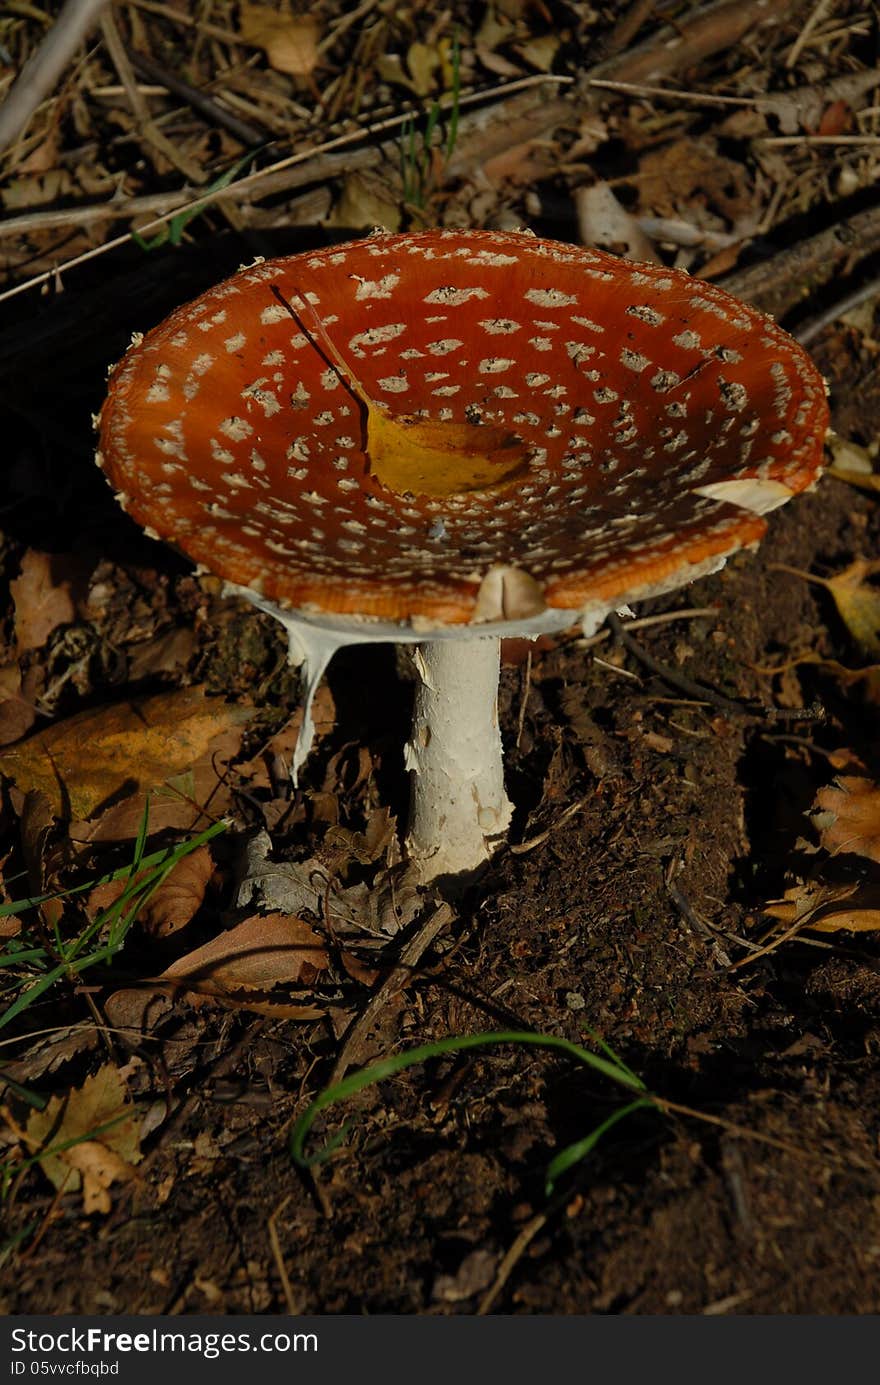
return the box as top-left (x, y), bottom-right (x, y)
top-left (97, 229), bottom-right (828, 882)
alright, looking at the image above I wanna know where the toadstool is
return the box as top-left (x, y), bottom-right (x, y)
top-left (97, 229), bottom-right (828, 882)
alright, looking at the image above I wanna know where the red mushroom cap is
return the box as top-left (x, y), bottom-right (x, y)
top-left (98, 229), bottom-right (828, 625)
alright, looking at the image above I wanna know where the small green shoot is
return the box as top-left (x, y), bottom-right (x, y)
top-left (290, 1028), bottom-right (656, 1197)
top-left (399, 30), bottom-right (461, 214)
top-left (132, 153), bottom-right (257, 251)
top-left (0, 805), bottom-right (226, 1033)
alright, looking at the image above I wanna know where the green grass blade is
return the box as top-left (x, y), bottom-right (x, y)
top-left (544, 1098), bottom-right (654, 1195)
top-left (290, 1028), bottom-right (647, 1171)
top-left (0, 820), bottom-right (226, 920)
top-left (445, 29), bottom-right (461, 161)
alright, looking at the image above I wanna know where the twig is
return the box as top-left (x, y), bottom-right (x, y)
top-left (515, 650), bottom-right (532, 752)
top-left (720, 204), bottom-right (880, 321)
top-left (0, 76), bottom-right (571, 301)
top-left (0, 0), bottom-right (110, 152)
top-left (759, 134), bottom-right (880, 145)
top-left (129, 49), bottom-right (268, 147)
top-left (98, 10), bottom-right (207, 185)
top-left (605, 612), bottom-right (753, 717)
top-left (267, 1194), bottom-right (301, 1314)
top-left (477, 1201), bottom-right (556, 1314)
top-left (1, 0), bottom-right (796, 301)
top-left (328, 904), bottom-right (454, 1085)
top-left (603, 0), bottom-right (657, 56)
top-left (510, 797), bottom-right (590, 855)
top-left (796, 272), bottom-right (880, 344)
top-left (784, 0), bottom-right (833, 67)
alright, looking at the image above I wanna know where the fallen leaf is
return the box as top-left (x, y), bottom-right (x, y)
top-left (24, 1064), bottom-right (142, 1213)
top-left (772, 560), bottom-right (880, 657)
top-left (162, 912), bottom-right (328, 991)
top-left (814, 776), bottom-right (880, 863)
top-left (576, 183), bottom-right (662, 263)
top-left (88, 844), bottom-right (215, 938)
top-left (10, 551), bottom-right (80, 654)
top-left (513, 33), bottom-right (559, 72)
top-left (817, 99), bottom-right (854, 136)
top-left (824, 561), bottom-right (880, 655)
top-left (0, 685), bottom-right (251, 826)
top-left (636, 138), bottom-right (753, 223)
top-left (0, 664), bottom-right (36, 747)
top-left (827, 467), bottom-right (880, 495)
top-left (407, 40), bottom-right (441, 96)
top-left (808, 907), bottom-right (880, 933)
top-left (238, 4), bottom-right (319, 77)
top-left (326, 173), bottom-right (402, 233)
top-left (764, 881), bottom-right (880, 935)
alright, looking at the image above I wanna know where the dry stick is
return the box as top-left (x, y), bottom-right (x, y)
top-left (719, 203), bottom-right (880, 321)
top-left (796, 272), bottom-right (880, 344)
top-left (604, 611), bottom-right (753, 718)
top-left (603, 0), bottom-right (657, 55)
top-left (98, 10), bottom-right (208, 185)
top-left (0, 75), bottom-right (570, 299)
top-left (328, 905), bottom-right (454, 1085)
top-left (477, 1200), bottom-right (559, 1315)
top-left (266, 1194), bottom-right (301, 1314)
top-left (0, 0), bottom-right (111, 151)
top-left (0, 0), bottom-right (789, 299)
top-left (785, 0), bottom-right (833, 67)
top-left (129, 49), bottom-right (268, 146)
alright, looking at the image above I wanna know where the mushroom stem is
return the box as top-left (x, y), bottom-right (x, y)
top-left (405, 637), bottom-right (513, 881)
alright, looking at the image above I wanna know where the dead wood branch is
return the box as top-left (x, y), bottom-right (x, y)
top-left (0, 0), bottom-right (110, 152)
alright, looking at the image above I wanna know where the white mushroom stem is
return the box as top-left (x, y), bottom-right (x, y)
top-left (404, 637), bottom-right (513, 881)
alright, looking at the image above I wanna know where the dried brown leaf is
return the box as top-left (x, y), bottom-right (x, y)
top-left (814, 776), bottom-right (880, 863)
top-left (162, 912), bottom-right (328, 991)
top-left (11, 551), bottom-right (78, 654)
top-left (24, 1064), bottom-right (142, 1213)
top-left (407, 40), bottom-right (441, 96)
top-left (636, 138), bottom-right (752, 223)
top-left (239, 5), bottom-right (319, 77)
top-left (88, 844), bottom-right (215, 938)
top-left (772, 560), bottom-right (880, 658)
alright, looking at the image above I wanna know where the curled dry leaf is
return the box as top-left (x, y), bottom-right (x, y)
top-left (764, 881), bottom-right (880, 935)
top-left (162, 911), bottom-right (328, 993)
top-left (88, 844), bottom-right (215, 938)
top-left (24, 1064), bottom-right (142, 1214)
top-left (814, 776), bottom-right (880, 863)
